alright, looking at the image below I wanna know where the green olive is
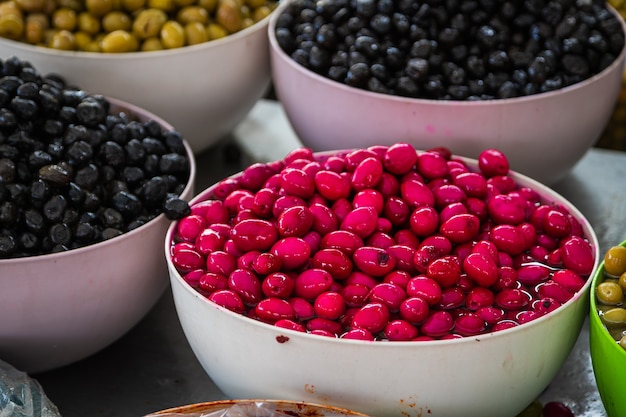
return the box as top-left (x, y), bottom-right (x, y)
top-left (184, 21), bottom-right (208, 45)
top-left (206, 22), bottom-right (226, 40)
top-left (245, 0), bottom-right (265, 9)
top-left (52, 8), bottom-right (77, 31)
top-left (174, 0), bottom-right (196, 6)
top-left (177, 5), bottom-right (209, 25)
top-left (15, 0), bottom-right (46, 12)
top-left (160, 20), bottom-right (184, 48)
top-left (601, 307), bottom-right (626, 328)
top-left (132, 8), bottom-right (167, 39)
top-left (120, 0), bottom-right (145, 12)
top-left (24, 14), bottom-right (47, 43)
top-left (48, 29), bottom-right (76, 49)
top-left (140, 36), bottom-right (163, 51)
top-left (620, 334), bottom-right (626, 350)
top-left (56, 0), bottom-right (83, 12)
top-left (147, 0), bottom-right (176, 12)
top-left (252, 4), bottom-right (272, 22)
top-left (74, 30), bottom-right (92, 49)
top-left (86, 0), bottom-right (115, 17)
top-left (100, 29), bottom-right (138, 52)
top-left (102, 11), bottom-right (132, 32)
top-left (596, 280), bottom-right (624, 305)
top-left (604, 245), bottom-right (626, 276)
top-left (0, 13), bottom-right (25, 40)
top-left (216, 0), bottom-right (242, 33)
top-left (77, 11), bottom-right (101, 34)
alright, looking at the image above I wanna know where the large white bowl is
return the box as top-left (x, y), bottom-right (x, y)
top-left (268, 0), bottom-right (626, 185)
top-left (166, 150), bottom-right (599, 417)
top-left (0, 98), bottom-right (196, 374)
top-left (0, 14), bottom-right (273, 154)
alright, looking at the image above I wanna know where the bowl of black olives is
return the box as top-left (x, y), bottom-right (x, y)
top-left (269, 0), bottom-right (626, 185)
top-left (0, 57), bottom-right (196, 374)
top-left (0, 0), bottom-right (278, 154)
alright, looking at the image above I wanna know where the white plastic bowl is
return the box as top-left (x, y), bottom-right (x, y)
top-left (0, 14), bottom-right (273, 154)
top-left (166, 150), bottom-right (599, 417)
top-left (0, 98), bottom-right (196, 374)
top-left (268, 0), bottom-right (626, 185)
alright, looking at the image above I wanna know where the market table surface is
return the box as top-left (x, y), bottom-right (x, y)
top-left (34, 100), bottom-right (626, 417)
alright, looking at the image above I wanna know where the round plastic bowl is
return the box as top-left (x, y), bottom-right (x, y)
top-left (0, 13), bottom-right (273, 154)
top-left (590, 240), bottom-right (626, 417)
top-left (268, 1), bottom-right (626, 185)
top-left (165, 150), bottom-right (600, 417)
top-left (0, 98), bottom-right (196, 374)
top-left (145, 399), bottom-right (369, 416)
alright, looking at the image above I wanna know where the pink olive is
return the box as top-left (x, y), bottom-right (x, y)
top-left (321, 230), bottom-right (363, 257)
top-left (351, 302), bottom-right (391, 334)
top-left (171, 246), bottom-right (204, 272)
top-left (341, 328), bottom-right (375, 340)
top-left (495, 288), bottom-right (532, 311)
top-left (386, 244), bottom-right (417, 273)
top-left (230, 219), bottom-right (278, 252)
top-left (251, 188), bottom-right (278, 218)
top-left (420, 310), bottom-right (454, 337)
top-left (439, 213), bottom-right (480, 244)
top-left (340, 206), bottom-right (379, 239)
top-left (489, 224), bottom-right (527, 255)
top-left (406, 276), bottom-right (443, 305)
top-left (416, 151), bottom-right (449, 180)
top-left (198, 272), bottom-right (229, 293)
top-left (228, 268), bottom-right (263, 306)
top-left (270, 237), bottom-right (311, 270)
top-left (476, 306), bottom-right (505, 326)
top-left (453, 172), bottom-right (488, 198)
top-left (294, 268), bottom-right (333, 300)
top-left (352, 156), bottom-right (384, 190)
top-left (314, 170), bottom-right (351, 201)
top-left (239, 162), bottom-right (276, 191)
top-left (399, 296), bottom-right (430, 324)
top-left (535, 280), bottom-right (572, 304)
top-left (551, 269), bottom-right (586, 293)
top-left (289, 297), bottom-right (315, 320)
top-left (478, 148), bottom-right (509, 177)
top-left (307, 317), bottom-right (344, 336)
top-left (516, 263), bottom-right (551, 286)
top-left (454, 312), bottom-right (486, 336)
top-left (176, 214), bottom-right (207, 242)
top-left (274, 319), bottom-right (306, 333)
top-left (272, 195), bottom-right (307, 218)
top-left (342, 283), bottom-right (371, 307)
top-left (487, 193), bottom-right (527, 225)
top-left (311, 248), bottom-right (353, 280)
top-left (207, 289), bottom-right (245, 314)
top-left (383, 196), bottom-right (411, 226)
top-left (409, 205), bottom-right (440, 237)
top-left (400, 177), bottom-right (435, 207)
top-left (436, 286), bottom-right (466, 309)
top-left (463, 252), bottom-right (499, 287)
top-left (384, 319), bottom-right (419, 341)
top-left (368, 282), bottom-right (407, 312)
top-left (377, 172), bottom-right (400, 197)
top-left (353, 189), bottom-right (385, 214)
top-left (255, 297), bottom-right (295, 324)
top-left (383, 142), bottom-right (418, 175)
top-left (560, 235), bottom-right (595, 275)
top-left (465, 286), bottom-right (495, 310)
top-left (426, 254), bottom-right (461, 288)
top-left (314, 291), bottom-right (347, 320)
top-left (277, 205), bottom-right (314, 237)
top-left (353, 246), bottom-right (397, 277)
top-left (261, 272), bottom-right (295, 299)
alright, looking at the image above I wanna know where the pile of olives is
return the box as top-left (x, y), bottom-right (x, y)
top-left (274, 0), bottom-right (625, 100)
top-left (0, 56), bottom-right (192, 259)
top-left (0, 0), bottom-right (278, 52)
top-left (596, 244), bottom-right (626, 350)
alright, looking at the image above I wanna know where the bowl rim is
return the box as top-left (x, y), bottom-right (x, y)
top-left (0, 96), bottom-right (196, 266)
top-left (165, 148), bottom-right (600, 348)
top-left (0, 6), bottom-right (274, 60)
top-left (268, 0), bottom-right (626, 107)
top-left (589, 239), bottom-right (626, 360)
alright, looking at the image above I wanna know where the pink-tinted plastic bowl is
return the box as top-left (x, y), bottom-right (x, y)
top-left (268, 0), bottom-right (626, 185)
top-left (0, 98), bottom-right (196, 374)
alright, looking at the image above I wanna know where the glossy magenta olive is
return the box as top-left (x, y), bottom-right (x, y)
top-left (368, 283), bottom-right (407, 312)
top-left (228, 268), bottom-right (263, 306)
top-left (383, 142), bottom-right (418, 175)
top-left (383, 196), bottom-right (411, 226)
top-left (353, 246), bottom-right (397, 277)
top-left (251, 188), bottom-right (278, 218)
top-left (274, 319), bottom-right (306, 332)
top-left (437, 286), bottom-right (466, 309)
top-left (463, 252), bottom-right (499, 287)
top-left (280, 167), bottom-right (315, 199)
top-left (255, 298), bottom-right (295, 323)
top-left (207, 289), bottom-right (245, 314)
top-left (478, 148), bottom-right (509, 177)
top-left (416, 151), bottom-right (449, 180)
top-left (516, 263), bottom-right (551, 286)
top-left (406, 276), bottom-right (443, 305)
top-left (261, 272), bottom-right (294, 299)
top-left (551, 269), bottom-right (586, 293)
top-left (399, 296), bottom-right (430, 324)
top-left (307, 317), bottom-right (344, 336)
top-left (420, 310), bottom-right (454, 337)
top-left (386, 244), bottom-right (417, 273)
top-left (351, 156), bottom-right (384, 190)
top-left (277, 205), bottom-right (314, 237)
top-left (320, 230), bottom-right (363, 256)
top-left (495, 288), bottom-right (532, 311)
top-left (454, 312), bottom-right (486, 336)
top-left (427, 255), bottom-right (461, 288)
top-left (341, 328), bottom-right (375, 340)
top-left (289, 297), bottom-right (315, 320)
top-left (400, 177), bottom-right (435, 207)
top-left (191, 199), bottom-right (229, 224)
top-left (294, 268), bottom-right (333, 300)
top-left (351, 302), bottom-right (391, 334)
top-left (340, 206), bottom-right (379, 239)
top-left (353, 189), bottom-right (384, 214)
top-left (342, 283), bottom-right (371, 307)
top-left (384, 319), bottom-right (419, 341)
top-left (314, 291), bottom-right (347, 320)
top-left (311, 248), bottom-right (353, 279)
top-left (198, 272), bottom-right (229, 293)
top-left (439, 213), bottom-right (480, 244)
top-left (270, 237), bottom-right (311, 270)
top-left (171, 246), bottom-right (204, 272)
top-left (409, 205), bottom-right (439, 237)
top-left (560, 235), bottom-right (595, 275)
top-left (465, 286), bottom-right (496, 310)
top-left (176, 214), bottom-right (207, 242)
top-left (314, 170), bottom-right (351, 201)
top-left (489, 224), bottom-right (527, 255)
top-left (230, 219), bottom-right (278, 252)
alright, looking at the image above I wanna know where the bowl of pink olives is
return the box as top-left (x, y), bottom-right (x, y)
top-left (166, 144), bottom-right (599, 417)
top-left (590, 241), bottom-right (626, 417)
top-left (0, 57), bottom-right (196, 374)
top-left (268, 0), bottom-right (626, 185)
top-left (0, 0), bottom-right (278, 154)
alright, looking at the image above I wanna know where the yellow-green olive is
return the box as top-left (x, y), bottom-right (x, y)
top-left (205, 22), bottom-right (226, 40)
top-left (52, 7), bottom-right (77, 31)
top-left (85, 0), bottom-right (115, 17)
top-left (120, 0), bottom-right (145, 12)
top-left (184, 21), bottom-right (208, 45)
top-left (177, 5), bottom-right (209, 25)
top-left (0, 13), bottom-right (25, 40)
top-left (140, 36), bottom-right (163, 51)
top-left (77, 11), bottom-right (100, 34)
top-left (160, 20), bottom-right (184, 48)
top-left (132, 8), bottom-right (167, 39)
top-left (147, 0), bottom-right (176, 12)
top-left (600, 307), bottom-right (626, 328)
top-left (48, 28), bottom-right (76, 49)
top-left (102, 11), bottom-right (132, 32)
top-left (596, 280), bottom-right (624, 305)
top-left (604, 245), bottom-right (626, 276)
top-left (15, 0), bottom-right (46, 12)
top-left (74, 30), bottom-right (92, 49)
top-left (216, 0), bottom-right (242, 33)
top-left (100, 29), bottom-right (138, 52)
top-left (24, 14), bottom-right (47, 43)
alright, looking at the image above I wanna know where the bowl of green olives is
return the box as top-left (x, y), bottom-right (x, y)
top-left (590, 241), bottom-right (626, 417)
top-left (268, 0), bottom-right (626, 185)
top-left (0, 57), bottom-right (196, 374)
top-left (0, 0), bottom-right (277, 154)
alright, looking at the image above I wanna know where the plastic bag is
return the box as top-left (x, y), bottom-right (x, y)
top-left (0, 360), bottom-right (62, 417)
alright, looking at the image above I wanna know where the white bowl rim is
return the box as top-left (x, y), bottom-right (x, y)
top-left (268, 0), bottom-right (626, 107)
top-left (0, 96), bottom-right (196, 266)
top-left (166, 149), bottom-right (600, 348)
top-left (0, 7), bottom-right (274, 60)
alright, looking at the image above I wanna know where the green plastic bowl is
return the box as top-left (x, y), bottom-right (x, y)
top-left (590, 240), bottom-right (626, 417)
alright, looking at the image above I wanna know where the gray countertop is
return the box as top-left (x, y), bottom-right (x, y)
top-left (34, 100), bottom-right (626, 417)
